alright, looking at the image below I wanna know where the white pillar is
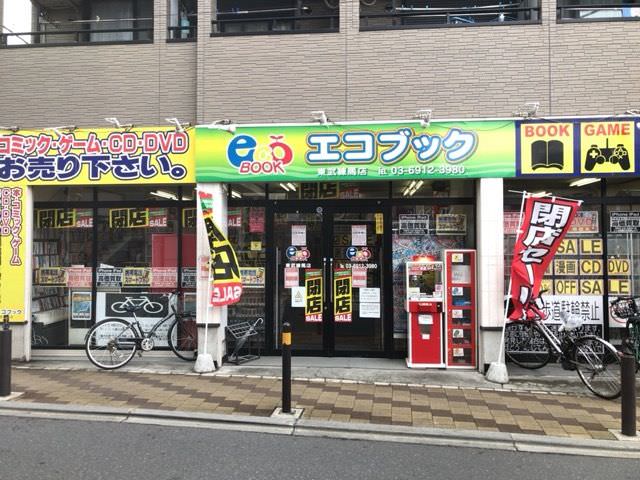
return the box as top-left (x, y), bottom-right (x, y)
top-left (476, 178), bottom-right (505, 371)
top-left (195, 182), bottom-right (228, 371)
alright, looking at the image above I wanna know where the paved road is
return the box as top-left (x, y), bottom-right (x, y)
top-left (0, 416), bottom-right (637, 480)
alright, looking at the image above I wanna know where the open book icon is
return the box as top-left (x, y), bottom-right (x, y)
top-left (531, 140), bottom-right (564, 170)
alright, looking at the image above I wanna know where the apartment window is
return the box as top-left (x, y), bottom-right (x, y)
top-left (211, 0), bottom-right (339, 36)
top-left (360, 0), bottom-right (541, 30)
top-left (1, 0), bottom-right (153, 47)
top-left (558, 0), bottom-right (640, 21)
top-left (168, 0), bottom-right (197, 40)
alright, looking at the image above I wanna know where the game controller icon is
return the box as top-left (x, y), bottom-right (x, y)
top-left (611, 144), bottom-right (630, 170)
top-left (584, 139), bottom-right (630, 171)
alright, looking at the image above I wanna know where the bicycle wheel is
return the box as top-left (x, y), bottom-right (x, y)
top-left (110, 301), bottom-right (127, 314)
top-left (504, 321), bottom-right (552, 369)
top-left (143, 301), bottom-right (163, 314)
top-left (85, 319), bottom-right (138, 370)
top-left (573, 336), bottom-right (621, 400)
top-left (168, 316), bottom-right (198, 361)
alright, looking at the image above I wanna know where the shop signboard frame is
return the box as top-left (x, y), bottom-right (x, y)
top-left (0, 126), bottom-right (195, 323)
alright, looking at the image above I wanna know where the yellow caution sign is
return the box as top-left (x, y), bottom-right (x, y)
top-left (282, 332), bottom-right (292, 346)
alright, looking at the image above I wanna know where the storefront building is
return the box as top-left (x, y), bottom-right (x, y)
top-left (1, 115), bottom-right (638, 371)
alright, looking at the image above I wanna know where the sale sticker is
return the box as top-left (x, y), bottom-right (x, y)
top-left (305, 269), bottom-right (323, 323)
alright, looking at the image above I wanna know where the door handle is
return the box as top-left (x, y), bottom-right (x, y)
top-left (328, 257), bottom-right (333, 303)
top-left (322, 257), bottom-right (329, 306)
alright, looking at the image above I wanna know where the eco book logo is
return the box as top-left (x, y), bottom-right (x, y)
top-left (226, 134), bottom-right (294, 175)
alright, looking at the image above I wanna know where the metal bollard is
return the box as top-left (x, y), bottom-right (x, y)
top-left (282, 322), bottom-right (292, 414)
top-left (0, 314), bottom-right (11, 397)
top-left (621, 337), bottom-right (636, 437)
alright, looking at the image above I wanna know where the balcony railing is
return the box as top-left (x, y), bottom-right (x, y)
top-left (360, 3), bottom-right (541, 30)
top-left (1, 17), bottom-right (153, 48)
top-left (211, 8), bottom-right (339, 36)
top-left (557, 2), bottom-right (640, 21)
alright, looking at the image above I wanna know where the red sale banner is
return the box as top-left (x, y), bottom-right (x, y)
top-left (508, 195), bottom-right (581, 320)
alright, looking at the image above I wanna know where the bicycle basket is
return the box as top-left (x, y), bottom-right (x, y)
top-left (611, 298), bottom-right (636, 319)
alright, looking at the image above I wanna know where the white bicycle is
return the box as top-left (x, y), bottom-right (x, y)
top-left (111, 295), bottom-right (164, 315)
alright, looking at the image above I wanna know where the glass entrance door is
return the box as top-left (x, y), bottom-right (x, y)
top-left (273, 206), bottom-right (384, 354)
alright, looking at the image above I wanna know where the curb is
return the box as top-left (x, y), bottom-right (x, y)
top-left (0, 401), bottom-right (638, 458)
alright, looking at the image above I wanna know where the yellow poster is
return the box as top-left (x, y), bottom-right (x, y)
top-left (580, 279), bottom-right (603, 295)
top-left (0, 186), bottom-right (26, 322)
top-left (554, 279), bottom-right (578, 295)
top-left (305, 269), bottom-right (323, 323)
top-left (553, 259), bottom-right (578, 276)
top-left (581, 121), bottom-right (634, 174)
top-left (608, 257), bottom-right (630, 275)
top-left (556, 238), bottom-right (578, 255)
top-left (520, 122), bottom-right (574, 174)
top-left (334, 269), bottom-right (352, 323)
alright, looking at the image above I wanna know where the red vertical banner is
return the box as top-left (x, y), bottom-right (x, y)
top-left (508, 195), bottom-right (581, 319)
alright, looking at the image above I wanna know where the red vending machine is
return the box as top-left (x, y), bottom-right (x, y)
top-left (444, 249), bottom-right (477, 368)
top-left (405, 260), bottom-right (445, 368)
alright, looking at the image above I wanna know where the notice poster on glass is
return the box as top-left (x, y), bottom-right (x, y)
top-left (360, 302), bottom-right (380, 318)
top-left (151, 267), bottom-right (178, 288)
top-left (436, 214), bottom-right (466, 235)
top-left (292, 225), bottom-right (307, 246)
top-left (399, 214), bottom-right (430, 235)
top-left (352, 225), bottom-right (367, 246)
top-left (240, 267), bottom-right (265, 287)
top-left (70, 291), bottom-right (92, 327)
top-left (123, 267), bottom-right (152, 287)
top-left (249, 208), bottom-right (265, 233)
top-left (67, 266), bottom-right (92, 288)
top-left (96, 267), bottom-right (123, 288)
top-left (96, 292), bottom-right (171, 346)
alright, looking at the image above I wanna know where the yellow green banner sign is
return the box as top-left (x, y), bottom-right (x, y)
top-left (196, 121), bottom-right (516, 182)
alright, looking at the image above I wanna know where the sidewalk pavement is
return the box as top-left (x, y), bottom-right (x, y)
top-left (3, 354), bottom-right (638, 443)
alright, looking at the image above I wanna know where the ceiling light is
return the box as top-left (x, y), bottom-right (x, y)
top-left (569, 178), bottom-right (601, 188)
top-left (531, 191), bottom-right (548, 198)
top-left (150, 190), bottom-right (178, 200)
top-left (231, 190), bottom-right (242, 199)
top-left (279, 183), bottom-right (291, 192)
top-left (286, 183), bottom-right (297, 191)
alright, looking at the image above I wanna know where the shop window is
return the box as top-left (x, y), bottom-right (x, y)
top-left (168, 0), bottom-right (197, 40)
top-left (211, 0), bottom-right (339, 36)
top-left (98, 185), bottom-right (180, 202)
top-left (606, 205), bottom-right (640, 344)
top-left (606, 178), bottom-right (640, 197)
top-left (360, 0), bottom-right (540, 31)
top-left (392, 204), bottom-right (475, 352)
top-left (503, 192), bottom-right (606, 343)
top-left (391, 179), bottom-right (475, 198)
top-left (94, 206), bottom-right (179, 345)
top-left (1, 0), bottom-right (154, 47)
top-left (268, 181), bottom-right (388, 199)
top-left (33, 186), bottom-right (94, 202)
top-left (227, 207), bottom-right (267, 347)
top-left (558, 0), bottom-right (640, 22)
top-left (31, 208), bottom-right (94, 347)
